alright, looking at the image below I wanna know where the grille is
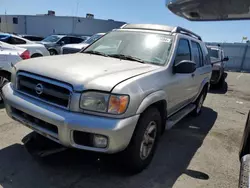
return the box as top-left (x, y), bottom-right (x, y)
top-left (17, 72), bottom-right (71, 108)
top-left (62, 47), bottom-right (80, 54)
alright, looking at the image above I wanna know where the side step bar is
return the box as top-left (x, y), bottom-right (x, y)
top-left (165, 104), bottom-right (196, 130)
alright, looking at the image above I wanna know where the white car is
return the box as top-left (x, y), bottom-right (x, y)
top-left (61, 33), bottom-right (105, 54)
top-left (0, 41), bottom-right (30, 102)
top-left (0, 33), bottom-right (50, 58)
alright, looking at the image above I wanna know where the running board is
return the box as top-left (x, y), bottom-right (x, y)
top-left (165, 104), bottom-right (196, 130)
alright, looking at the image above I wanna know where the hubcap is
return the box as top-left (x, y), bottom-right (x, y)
top-left (196, 94), bottom-right (204, 113)
top-left (140, 121), bottom-right (157, 160)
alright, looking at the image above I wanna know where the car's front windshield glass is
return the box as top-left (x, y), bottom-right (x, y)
top-left (208, 48), bottom-right (219, 59)
top-left (84, 31), bottom-right (173, 65)
top-left (84, 34), bottom-right (103, 44)
top-left (42, 35), bottom-right (61, 43)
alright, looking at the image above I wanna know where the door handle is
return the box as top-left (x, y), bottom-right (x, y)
top-left (191, 73), bottom-right (195, 77)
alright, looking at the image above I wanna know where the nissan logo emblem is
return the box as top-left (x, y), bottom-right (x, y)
top-left (35, 83), bottom-right (44, 95)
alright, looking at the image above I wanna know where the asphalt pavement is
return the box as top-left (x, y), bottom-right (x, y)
top-left (0, 72), bottom-right (249, 188)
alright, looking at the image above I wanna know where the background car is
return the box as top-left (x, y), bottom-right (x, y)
top-left (40, 35), bottom-right (85, 55)
top-left (207, 45), bottom-right (229, 88)
top-left (19, 34), bottom-right (44, 42)
top-left (61, 33), bottom-right (105, 54)
top-left (0, 33), bottom-right (50, 58)
top-left (0, 41), bottom-right (30, 102)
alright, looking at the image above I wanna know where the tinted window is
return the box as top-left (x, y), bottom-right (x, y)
top-left (71, 37), bottom-right (84, 44)
top-left (175, 39), bottom-right (191, 64)
top-left (24, 36), bottom-right (44, 41)
top-left (191, 41), bottom-right (203, 67)
top-left (9, 37), bottom-right (26, 44)
top-left (60, 37), bottom-right (71, 44)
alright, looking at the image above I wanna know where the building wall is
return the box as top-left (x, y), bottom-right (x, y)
top-left (0, 15), bottom-right (25, 34)
top-left (0, 15), bottom-right (126, 37)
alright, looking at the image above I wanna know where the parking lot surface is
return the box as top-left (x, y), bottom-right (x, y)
top-left (0, 72), bottom-right (249, 188)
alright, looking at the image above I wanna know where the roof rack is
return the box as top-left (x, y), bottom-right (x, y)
top-left (120, 24), bottom-right (202, 41)
top-left (172, 27), bottom-right (202, 41)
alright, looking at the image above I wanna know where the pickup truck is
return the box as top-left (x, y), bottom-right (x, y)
top-left (2, 24), bottom-right (212, 173)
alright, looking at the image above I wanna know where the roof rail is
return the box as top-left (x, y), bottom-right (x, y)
top-left (172, 27), bottom-right (202, 41)
top-left (120, 24), bottom-right (202, 41)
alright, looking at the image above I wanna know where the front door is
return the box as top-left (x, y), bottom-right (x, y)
top-left (167, 38), bottom-right (196, 115)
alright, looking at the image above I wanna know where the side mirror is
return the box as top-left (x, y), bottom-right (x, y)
top-left (174, 60), bottom-right (196, 74)
top-left (223, 57), bottom-right (229, 62)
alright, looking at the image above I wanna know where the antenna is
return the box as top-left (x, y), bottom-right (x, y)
top-left (76, 0), bottom-right (79, 17)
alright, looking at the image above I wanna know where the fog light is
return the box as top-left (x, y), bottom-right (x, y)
top-left (93, 134), bottom-right (108, 148)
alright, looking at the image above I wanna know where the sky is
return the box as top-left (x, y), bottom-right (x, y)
top-left (0, 0), bottom-right (249, 42)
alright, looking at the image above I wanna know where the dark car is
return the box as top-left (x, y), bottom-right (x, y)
top-left (40, 35), bottom-right (85, 55)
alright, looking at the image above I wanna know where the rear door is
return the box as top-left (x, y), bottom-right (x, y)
top-left (190, 41), bottom-right (209, 99)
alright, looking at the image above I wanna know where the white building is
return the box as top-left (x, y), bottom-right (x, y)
top-left (0, 12), bottom-right (126, 37)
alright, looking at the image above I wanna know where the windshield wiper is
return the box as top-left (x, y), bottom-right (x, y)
top-left (83, 50), bottom-right (109, 57)
top-left (109, 54), bottom-right (146, 64)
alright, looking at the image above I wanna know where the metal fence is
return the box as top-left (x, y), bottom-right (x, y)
top-left (206, 42), bottom-right (250, 72)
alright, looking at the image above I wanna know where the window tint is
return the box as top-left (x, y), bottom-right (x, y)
top-left (60, 37), bottom-right (71, 44)
top-left (24, 36), bottom-right (44, 41)
top-left (0, 17), bottom-right (1, 23)
top-left (9, 37), bottom-right (26, 44)
top-left (13, 17), bottom-right (18, 24)
top-left (71, 37), bottom-right (84, 44)
top-left (175, 39), bottom-right (191, 64)
top-left (191, 41), bottom-right (203, 67)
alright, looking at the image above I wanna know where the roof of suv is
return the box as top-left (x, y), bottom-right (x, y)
top-left (120, 24), bottom-right (202, 41)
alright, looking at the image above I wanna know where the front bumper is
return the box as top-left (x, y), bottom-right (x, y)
top-left (2, 83), bottom-right (139, 153)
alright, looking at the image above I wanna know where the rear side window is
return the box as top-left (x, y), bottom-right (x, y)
top-left (191, 41), bottom-right (203, 67)
top-left (71, 37), bottom-right (84, 44)
top-left (175, 39), bottom-right (191, 64)
top-left (9, 37), bottom-right (26, 44)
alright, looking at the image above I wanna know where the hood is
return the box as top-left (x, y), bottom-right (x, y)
top-left (62, 43), bottom-right (89, 50)
top-left (16, 53), bottom-right (159, 91)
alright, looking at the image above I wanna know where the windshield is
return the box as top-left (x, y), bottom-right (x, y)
top-left (42, 35), bottom-right (62, 43)
top-left (83, 34), bottom-right (104, 44)
top-left (84, 31), bottom-right (173, 65)
top-left (208, 48), bottom-right (219, 59)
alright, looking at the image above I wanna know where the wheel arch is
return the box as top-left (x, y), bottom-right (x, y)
top-left (136, 91), bottom-right (168, 134)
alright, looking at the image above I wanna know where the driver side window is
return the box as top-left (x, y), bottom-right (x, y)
top-left (174, 39), bottom-right (191, 64)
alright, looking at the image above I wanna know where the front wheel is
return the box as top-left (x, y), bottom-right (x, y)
top-left (121, 107), bottom-right (161, 174)
top-left (49, 49), bottom-right (57, 56)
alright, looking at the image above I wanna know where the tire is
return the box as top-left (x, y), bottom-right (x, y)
top-left (31, 53), bottom-right (43, 58)
top-left (0, 72), bottom-right (10, 103)
top-left (49, 49), bottom-right (57, 56)
top-left (191, 88), bottom-right (207, 116)
top-left (216, 74), bottom-right (225, 89)
top-left (121, 107), bottom-right (161, 174)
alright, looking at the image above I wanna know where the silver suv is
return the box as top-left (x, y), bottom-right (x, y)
top-left (2, 24), bottom-right (212, 173)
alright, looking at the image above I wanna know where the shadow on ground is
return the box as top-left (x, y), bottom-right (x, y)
top-left (0, 107), bottom-right (217, 188)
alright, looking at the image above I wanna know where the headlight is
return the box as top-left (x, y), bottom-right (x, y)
top-left (80, 92), bottom-right (129, 114)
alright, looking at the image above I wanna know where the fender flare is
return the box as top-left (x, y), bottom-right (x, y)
top-left (136, 90), bottom-right (168, 114)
